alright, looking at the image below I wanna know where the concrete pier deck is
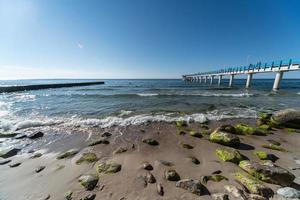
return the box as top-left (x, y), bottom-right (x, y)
top-left (0, 81), bottom-right (105, 93)
top-left (182, 59), bottom-right (300, 90)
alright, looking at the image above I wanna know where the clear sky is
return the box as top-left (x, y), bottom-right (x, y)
top-left (0, 0), bottom-right (300, 79)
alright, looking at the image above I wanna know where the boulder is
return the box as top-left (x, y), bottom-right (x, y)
top-left (215, 147), bottom-right (244, 164)
top-left (234, 172), bottom-right (274, 198)
top-left (142, 138), bottom-right (159, 146)
top-left (235, 124), bottom-right (265, 135)
top-left (239, 160), bottom-right (295, 186)
top-left (164, 169), bottom-right (180, 181)
top-left (141, 161), bottom-right (153, 170)
top-left (277, 187), bottom-right (300, 199)
top-left (210, 130), bottom-right (240, 147)
top-left (175, 179), bottom-right (206, 196)
top-left (57, 149), bottom-right (79, 159)
top-left (211, 193), bottom-right (229, 200)
top-left (96, 161), bottom-right (121, 174)
top-left (78, 174), bottom-right (99, 190)
top-left (76, 153), bottom-right (97, 164)
top-left (0, 147), bottom-right (20, 158)
top-left (27, 131), bottom-right (44, 139)
top-left (271, 109), bottom-right (300, 128)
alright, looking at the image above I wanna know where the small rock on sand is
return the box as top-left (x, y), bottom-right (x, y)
top-left (164, 169), bottom-right (180, 181)
top-left (157, 183), bottom-right (164, 196)
top-left (0, 147), bottom-right (20, 158)
top-left (9, 162), bottom-right (21, 168)
top-left (224, 185), bottom-right (247, 200)
top-left (175, 179), bottom-right (206, 196)
top-left (101, 132), bottom-right (112, 137)
top-left (64, 191), bottom-right (73, 200)
top-left (27, 131), bottom-right (44, 139)
top-left (141, 161), bottom-right (153, 170)
top-left (0, 159), bottom-right (11, 165)
top-left (81, 194), bottom-right (96, 200)
top-left (35, 166), bottom-right (46, 173)
top-left (97, 161), bottom-right (121, 174)
top-left (142, 138), bottom-right (159, 146)
top-left (211, 193), bottom-right (229, 200)
top-left (144, 172), bottom-right (156, 184)
top-left (277, 187), bottom-right (300, 199)
top-left (113, 147), bottom-right (127, 154)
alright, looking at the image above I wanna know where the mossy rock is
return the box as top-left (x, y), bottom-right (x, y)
top-left (76, 153), bottom-right (97, 164)
top-left (176, 121), bottom-right (187, 128)
top-left (178, 130), bottom-right (186, 135)
top-left (189, 131), bottom-right (202, 138)
top-left (239, 160), bottom-right (295, 186)
top-left (257, 113), bottom-right (272, 126)
top-left (96, 161), bottom-right (121, 174)
top-left (187, 156), bottom-right (200, 165)
top-left (217, 124), bottom-right (236, 134)
top-left (209, 130), bottom-right (240, 147)
top-left (234, 172), bottom-right (274, 197)
top-left (286, 128), bottom-right (296, 133)
top-left (0, 148), bottom-right (20, 158)
top-left (258, 124), bottom-right (272, 131)
top-left (235, 123), bottom-right (265, 135)
top-left (254, 151), bottom-right (268, 160)
top-left (88, 139), bottom-right (109, 146)
top-left (0, 132), bottom-right (17, 138)
top-left (262, 143), bottom-right (287, 152)
top-left (56, 149), bottom-right (79, 159)
top-left (181, 143), bottom-right (194, 149)
top-left (215, 147), bottom-right (244, 164)
top-left (142, 138), bottom-right (159, 146)
top-left (78, 174), bottom-right (99, 190)
top-left (113, 147), bottom-right (128, 154)
top-left (201, 174), bottom-right (228, 184)
top-left (199, 123), bottom-right (209, 130)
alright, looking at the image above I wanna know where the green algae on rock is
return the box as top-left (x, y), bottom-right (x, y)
top-left (254, 151), bottom-right (268, 160)
top-left (210, 130), bottom-right (240, 147)
top-left (234, 172), bottom-right (274, 198)
top-left (56, 149), bottom-right (79, 159)
top-left (96, 161), bottom-right (122, 174)
top-left (176, 120), bottom-right (187, 128)
top-left (78, 174), bottom-right (99, 190)
top-left (215, 147), bottom-right (244, 164)
top-left (189, 130), bottom-right (202, 138)
top-left (76, 152), bottom-right (97, 164)
top-left (262, 143), bottom-right (287, 152)
top-left (88, 139), bottom-right (110, 146)
top-left (238, 160), bottom-right (295, 186)
top-left (235, 123), bottom-right (265, 135)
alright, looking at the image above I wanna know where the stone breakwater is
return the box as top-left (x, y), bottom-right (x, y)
top-left (0, 109), bottom-right (300, 200)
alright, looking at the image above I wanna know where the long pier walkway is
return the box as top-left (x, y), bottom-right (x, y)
top-left (182, 59), bottom-right (300, 90)
top-left (0, 81), bottom-right (105, 93)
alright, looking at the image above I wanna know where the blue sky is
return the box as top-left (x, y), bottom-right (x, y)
top-left (0, 0), bottom-right (300, 79)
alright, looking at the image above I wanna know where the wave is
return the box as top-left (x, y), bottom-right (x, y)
top-left (136, 93), bottom-right (159, 97)
top-left (0, 108), bottom-right (257, 132)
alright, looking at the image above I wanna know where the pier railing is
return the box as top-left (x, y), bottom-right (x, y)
top-left (182, 58), bottom-right (300, 90)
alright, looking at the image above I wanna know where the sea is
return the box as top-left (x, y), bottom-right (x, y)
top-left (0, 79), bottom-right (300, 134)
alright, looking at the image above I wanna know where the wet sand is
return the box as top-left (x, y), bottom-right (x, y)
top-left (0, 119), bottom-right (300, 200)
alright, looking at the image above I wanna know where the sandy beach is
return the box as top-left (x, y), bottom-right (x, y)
top-left (1, 112), bottom-right (300, 200)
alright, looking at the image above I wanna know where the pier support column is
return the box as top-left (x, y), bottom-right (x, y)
top-left (204, 76), bottom-right (207, 84)
top-left (273, 71), bottom-right (283, 91)
top-left (229, 74), bottom-right (234, 87)
top-left (199, 76), bottom-right (202, 83)
top-left (218, 75), bottom-right (222, 86)
top-left (246, 73), bottom-right (253, 88)
top-left (210, 76), bottom-right (214, 85)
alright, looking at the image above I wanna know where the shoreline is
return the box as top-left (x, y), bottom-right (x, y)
top-left (1, 115), bottom-right (300, 200)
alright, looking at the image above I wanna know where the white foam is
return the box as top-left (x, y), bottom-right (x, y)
top-left (119, 110), bottom-right (133, 117)
top-left (136, 93), bottom-right (159, 97)
top-left (13, 119), bottom-right (62, 130)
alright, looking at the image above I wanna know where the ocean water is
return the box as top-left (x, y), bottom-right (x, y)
top-left (0, 79), bottom-right (300, 133)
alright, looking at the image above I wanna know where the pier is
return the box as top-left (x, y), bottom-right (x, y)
top-left (182, 59), bottom-right (300, 90)
top-left (0, 81), bottom-right (105, 93)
